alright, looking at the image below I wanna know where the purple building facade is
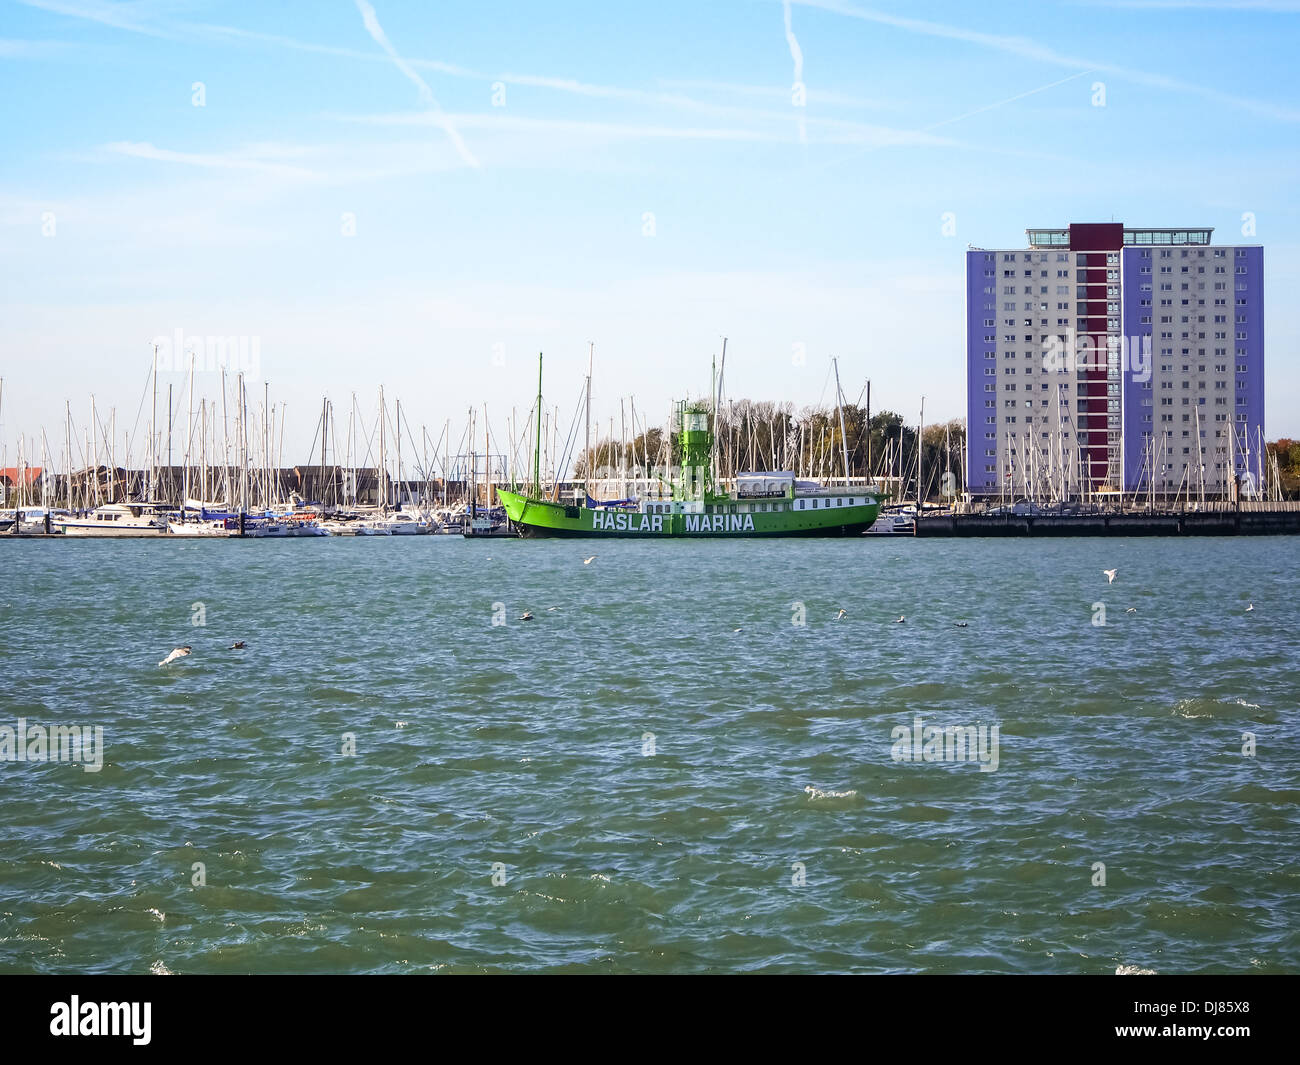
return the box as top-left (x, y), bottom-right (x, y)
top-left (966, 249), bottom-right (998, 497)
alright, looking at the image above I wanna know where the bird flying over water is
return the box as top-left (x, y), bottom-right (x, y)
top-left (231, 641), bottom-right (245, 649)
top-left (159, 646), bottom-right (192, 667)
top-left (835, 609), bottom-right (847, 620)
top-left (583, 555), bottom-right (597, 565)
top-left (1125, 608), bottom-right (1136, 614)
top-left (1246, 603), bottom-right (1254, 612)
top-left (1103, 569), bottom-right (1117, 583)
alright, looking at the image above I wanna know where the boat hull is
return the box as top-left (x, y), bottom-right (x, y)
top-left (58, 524), bottom-right (169, 537)
top-left (497, 489), bottom-right (880, 538)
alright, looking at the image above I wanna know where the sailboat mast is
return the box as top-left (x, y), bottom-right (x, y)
top-left (584, 341), bottom-right (593, 499)
top-left (150, 345), bottom-right (158, 500)
top-left (184, 353), bottom-right (195, 506)
top-left (64, 402), bottom-right (72, 510)
top-left (484, 404), bottom-right (492, 507)
top-left (534, 353), bottom-right (543, 498)
top-left (833, 357), bottom-right (850, 487)
top-left (320, 397), bottom-right (328, 505)
top-left (917, 397), bottom-right (924, 510)
top-left (378, 386), bottom-right (387, 512)
top-left (713, 336), bottom-right (727, 491)
top-left (865, 380), bottom-right (871, 483)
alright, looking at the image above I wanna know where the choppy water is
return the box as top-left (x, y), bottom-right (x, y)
top-left (1, 536), bottom-right (1297, 973)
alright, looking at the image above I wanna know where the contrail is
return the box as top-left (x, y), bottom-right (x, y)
top-left (783, 0), bottom-right (807, 143)
top-left (921, 69), bottom-right (1095, 131)
top-left (353, 0), bottom-right (479, 167)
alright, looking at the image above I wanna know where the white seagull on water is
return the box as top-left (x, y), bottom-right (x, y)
top-left (159, 646), bottom-right (192, 667)
top-left (1103, 568), bottom-right (1117, 584)
top-left (583, 555), bottom-right (597, 565)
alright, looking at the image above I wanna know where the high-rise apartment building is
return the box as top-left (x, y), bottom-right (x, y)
top-left (966, 223), bottom-right (1264, 501)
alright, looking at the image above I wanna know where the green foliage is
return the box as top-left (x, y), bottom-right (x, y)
top-left (575, 400), bottom-right (967, 499)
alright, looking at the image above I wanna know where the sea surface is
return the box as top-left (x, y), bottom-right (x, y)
top-left (1, 536), bottom-right (1297, 974)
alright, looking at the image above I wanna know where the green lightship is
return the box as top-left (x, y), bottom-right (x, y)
top-left (497, 356), bottom-right (883, 538)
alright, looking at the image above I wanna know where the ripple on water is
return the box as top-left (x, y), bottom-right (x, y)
top-left (1, 536), bottom-right (1297, 973)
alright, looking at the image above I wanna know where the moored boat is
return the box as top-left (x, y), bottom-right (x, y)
top-left (499, 373), bottom-right (882, 538)
top-left (55, 502), bottom-right (170, 537)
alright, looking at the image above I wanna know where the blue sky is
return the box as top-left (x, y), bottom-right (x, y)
top-left (2, 0), bottom-right (1298, 470)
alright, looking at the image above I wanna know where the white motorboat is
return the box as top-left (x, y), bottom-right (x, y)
top-left (168, 517), bottom-right (234, 537)
top-left (377, 511), bottom-right (422, 535)
top-left (56, 503), bottom-right (170, 537)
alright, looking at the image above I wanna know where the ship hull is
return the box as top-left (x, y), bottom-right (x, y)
top-left (497, 490), bottom-right (879, 539)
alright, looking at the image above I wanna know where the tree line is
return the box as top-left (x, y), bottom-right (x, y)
top-left (575, 400), bottom-right (967, 499)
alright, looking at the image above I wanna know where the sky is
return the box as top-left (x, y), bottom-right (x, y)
top-left (1, 0), bottom-right (1298, 472)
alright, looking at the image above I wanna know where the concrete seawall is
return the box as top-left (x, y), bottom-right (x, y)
top-left (915, 510), bottom-right (1300, 537)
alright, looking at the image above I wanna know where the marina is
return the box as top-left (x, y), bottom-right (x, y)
top-left (6, 348), bottom-right (1293, 542)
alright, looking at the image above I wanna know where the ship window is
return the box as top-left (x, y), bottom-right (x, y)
top-left (837, 498), bottom-right (843, 507)
top-left (798, 500), bottom-right (805, 510)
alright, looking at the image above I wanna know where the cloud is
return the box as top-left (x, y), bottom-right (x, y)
top-left (16, 0), bottom-right (174, 39)
top-left (782, 0), bottom-right (807, 143)
top-left (0, 37), bottom-right (79, 58)
top-left (793, 0), bottom-right (1300, 122)
top-left (102, 141), bottom-right (323, 181)
top-left (658, 79), bottom-right (901, 110)
top-left (1074, 1), bottom-right (1300, 9)
top-left (330, 108), bottom-right (959, 150)
top-left (352, 0), bottom-right (479, 168)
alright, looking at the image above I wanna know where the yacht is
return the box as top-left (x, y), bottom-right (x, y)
top-left (56, 503), bottom-right (170, 537)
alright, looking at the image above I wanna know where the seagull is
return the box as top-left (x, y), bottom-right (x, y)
top-left (519, 611), bottom-right (534, 621)
top-left (1125, 608), bottom-right (1136, 614)
top-left (896, 615), bottom-right (906, 624)
top-left (583, 555), bottom-right (597, 565)
top-left (158, 646), bottom-right (192, 667)
top-left (231, 641), bottom-right (245, 649)
top-left (954, 622), bottom-right (968, 628)
top-left (1245, 603), bottom-right (1254, 612)
top-left (546, 606), bottom-right (559, 612)
top-left (1103, 569), bottom-right (1117, 584)
top-left (835, 608), bottom-right (847, 620)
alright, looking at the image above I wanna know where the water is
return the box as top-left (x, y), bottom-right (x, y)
top-left (1, 536), bottom-right (1297, 974)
